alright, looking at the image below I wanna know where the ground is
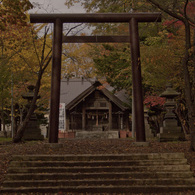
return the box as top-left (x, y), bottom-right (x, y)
top-left (0, 138), bottom-right (195, 195)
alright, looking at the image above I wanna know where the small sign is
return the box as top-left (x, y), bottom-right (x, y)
top-left (59, 103), bottom-right (66, 131)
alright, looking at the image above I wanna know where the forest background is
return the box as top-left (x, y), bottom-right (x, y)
top-left (0, 0), bottom-right (194, 148)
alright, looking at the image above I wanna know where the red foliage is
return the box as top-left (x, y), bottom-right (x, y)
top-left (186, 1), bottom-right (195, 18)
top-left (162, 1), bottom-right (195, 39)
top-left (162, 20), bottom-right (182, 27)
top-left (144, 95), bottom-right (166, 109)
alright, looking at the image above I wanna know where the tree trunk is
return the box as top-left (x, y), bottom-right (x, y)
top-left (1, 102), bottom-right (7, 138)
top-left (183, 21), bottom-right (195, 150)
top-left (191, 19), bottom-right (195, 150)
top-left (13, 104), bottom-right (18, 137)
top-left (13, 72), bottom-right (42, 143)
top-left (1, 113), bottom-right (7, 138)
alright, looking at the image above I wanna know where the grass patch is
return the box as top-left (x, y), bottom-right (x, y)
top-left (0, 137), bottom-right (12, 142)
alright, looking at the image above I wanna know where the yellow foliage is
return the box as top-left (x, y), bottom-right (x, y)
top-left (0, 21), bottom-right (52, 109)
top-left (62, 43), bottom-right (96, 78)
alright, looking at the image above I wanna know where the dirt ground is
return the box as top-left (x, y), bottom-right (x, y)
top-left (0, 138), bottom-right (195, 195)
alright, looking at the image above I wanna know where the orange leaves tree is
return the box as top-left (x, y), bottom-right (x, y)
top-left (0, 3), bottom-right (53, 141)
top-left (62, 42), bottom-right (96, 78)
top-left (0, 0), bottom-right (33, 30)
top-left (10, 25), bottom-right (52, 143)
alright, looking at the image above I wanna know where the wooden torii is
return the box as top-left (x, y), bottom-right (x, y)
top-left (30, 13), bottom-right (161, 143)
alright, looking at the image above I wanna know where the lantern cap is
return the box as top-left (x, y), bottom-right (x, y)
top-left (160, 83), bottom-right (180, 98)
top-left (22, 85), bottom-right (40, 100)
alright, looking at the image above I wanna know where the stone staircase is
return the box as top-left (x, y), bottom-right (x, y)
top-left (1, 153), bottom-right (195, 194)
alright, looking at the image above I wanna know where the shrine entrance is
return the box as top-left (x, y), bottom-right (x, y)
top-left (85, 110), bottom-right (108, 131)
top-left (30, 13), bottom-right (161, 143)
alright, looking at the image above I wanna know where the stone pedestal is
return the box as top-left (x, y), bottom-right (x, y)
top-left (58, 131), bottom-right (75, 139)
top-left (75, 130), bottom-right (119, 139)
top-left (119, 130), bottom-right (127, 138)
top-left (23, 114), bottom-right (44, 140)
top-left (160, 119), bottom-right (185, 142)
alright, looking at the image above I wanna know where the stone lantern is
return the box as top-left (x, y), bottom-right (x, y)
top-left (22, 85), bottom-right (44, 140)
top-left (159, 83), bottom-right (184, 142)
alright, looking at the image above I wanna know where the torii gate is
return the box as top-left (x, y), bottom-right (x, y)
top-left (30, 13), bottom-right (161, 143)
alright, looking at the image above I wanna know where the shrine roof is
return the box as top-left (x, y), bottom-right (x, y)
top-left (60, 77), bottom-right (130, 111)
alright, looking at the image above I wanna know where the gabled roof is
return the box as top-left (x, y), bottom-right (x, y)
top-left (60, 78), bottom-right (130, 111)
top-left (100, 88), bottom-right (129, 111)
top-left (60, 78), bottom-right (96, 107)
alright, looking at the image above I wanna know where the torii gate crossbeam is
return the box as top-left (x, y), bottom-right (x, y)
top-left (30, 13), bottom-right (161, 143)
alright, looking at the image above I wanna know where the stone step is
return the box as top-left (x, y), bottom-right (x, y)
top-left (3, 178), bottom-right (195, 188)
top-left (1, 185), bottom-right (195, 194)
top-left (75, 130), bottom-right (119, 139)
top-left (7, 165), bottom-right (191, 174)
top-left (1, 153), bottom-right (195, 194)
top-left (11, 153), bottom-right (185, 161)
top-left (9, 159), bottom-right (188, 167)
top-left (5, 171), bottom-right (193, 181)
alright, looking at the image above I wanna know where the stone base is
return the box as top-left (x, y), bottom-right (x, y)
top-left (44, 143), bottom-right (63, 148)
top-left (0, 131), bottom-right (5, 137)
top-left (132, 142), bottom-right (150, 147)
top-left (75, 131), bottom-right (119, 139)
top-left (23, 120), bottom-right (44, 141)
top-left (58, 131), bottom-right (75, 139)
top-left (119, 130), bottom-right (127, 138)
top-left (159, 126), bottom-right (185, 142)
top-left (160, 132), bottom-right (185, 142)
top-left (0, 131), bottom-right (12, 138)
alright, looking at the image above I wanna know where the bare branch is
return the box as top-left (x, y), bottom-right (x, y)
top-left (41, 48), bottom-right (52, 67)
top-left (41, 26), bottom-right (50, 66)
top-left (31, 28), bottom-right (41, 65)
top-left (146, 0), bottom-right (185, 22)
top-left (42, 54), bottom-right (52, 72)
top-left (183, 0), bottom-right (189, 18)
top-left (65, 23), bottom-right (84, 36)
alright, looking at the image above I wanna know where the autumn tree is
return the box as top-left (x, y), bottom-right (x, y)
top-left (64, 0), bottom-right (166, 91)
top-left (0, 3), bottom-right (96, 142)
top-left (0, 0), bottom-right (33, 30)
top-left (0, 2), bottom-right (53, 141)
top-left (62, 42), bottom-right (96, 78)
top-left (145, 0), bottom-right (195, 149)
top-left (61, 23), bottom-right (96, 78)
top-left (11, 26), bottom-right (52, 143)
top-left (92, 43), bottom-right (131, 91)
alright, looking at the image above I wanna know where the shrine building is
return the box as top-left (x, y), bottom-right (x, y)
top-left (59, 77), bottom-right (130, 137)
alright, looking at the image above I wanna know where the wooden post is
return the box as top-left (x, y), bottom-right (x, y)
top-left (70, 114), bottom-right (74, 130)
top-left (129, 18), bottom-right (146, 142)
top-left (82, 105), bottom-right (86, 130)
top-left (49, 18), bottom-right (63, 143)
top-left (108, 101), bottom-right (112, 130)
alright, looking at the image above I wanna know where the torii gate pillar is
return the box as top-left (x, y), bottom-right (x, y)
top-left (49, 18), bottom-right (63, 143)
top-left (30, 13), bottom-right (161, 143)
top-left (129, 18), bottom-right (145, 142)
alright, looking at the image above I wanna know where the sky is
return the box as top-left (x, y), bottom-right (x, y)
top-left (29, 0), bottom-right (90, 35)
top-left (29, 0), bottom-right (85, 14)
